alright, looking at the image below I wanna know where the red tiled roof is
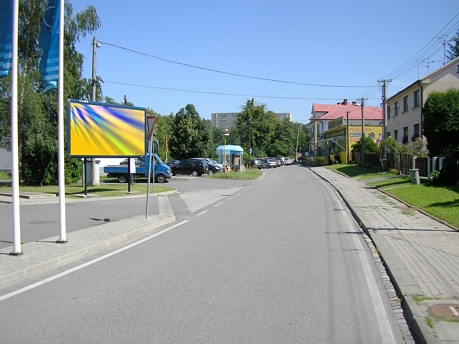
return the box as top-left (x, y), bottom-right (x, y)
top-left (309, 103), bottom-right (382, 121)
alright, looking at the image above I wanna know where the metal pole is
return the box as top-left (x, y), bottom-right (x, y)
top-left (145, 140), bottom-right (152, 219)
top-left (346, 111), bottom-right (350, 164)
top-left (57, 0), bottom-right (67, 243)
top-left (11, 0), bottom-right (22, 254)
top-left (295, 123), bottom-right (300, 162)
top-left (361, 98), bottom-right (365, 164)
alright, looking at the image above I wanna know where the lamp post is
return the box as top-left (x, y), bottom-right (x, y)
top-left (222, 129), bottom-right (229, 173)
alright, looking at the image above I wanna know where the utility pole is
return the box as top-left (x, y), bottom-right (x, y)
top-left (295, 123), bottom-right (300, 162)
top-left (378, 79), bottom-right (391, 160)
top-left (346, 111), bottom-right (350, 164)
top-left (361, 98), bottom-right (365, 164)
top-left (248, 119), bottom-right (252, 169)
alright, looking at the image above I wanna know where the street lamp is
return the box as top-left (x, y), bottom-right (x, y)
top-left (222, 129), bottom-right (229, 173)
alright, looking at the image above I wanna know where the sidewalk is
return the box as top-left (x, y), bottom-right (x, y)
top-left (311, 166), bottom-right (459, 344)
top-left (0, 194), bottom-right (175, 289)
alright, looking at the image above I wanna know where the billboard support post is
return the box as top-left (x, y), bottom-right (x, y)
top-left (145, 115), bottom-right (156, 219)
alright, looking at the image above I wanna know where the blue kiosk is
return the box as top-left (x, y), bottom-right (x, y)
top-left (216, 144), bottom-right (244, 172)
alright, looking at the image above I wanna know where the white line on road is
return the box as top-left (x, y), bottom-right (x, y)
top-left (214, 202), bottom-right (223, 207)
top-left (196, 210), bottom-right (209, 216)
top-left (338, 199), bottom-right (396, 344)
top-left (0, 220), bottom-right (189, 302)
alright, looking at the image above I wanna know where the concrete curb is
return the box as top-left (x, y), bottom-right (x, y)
top-left (0, 215), bottom-right (176, 290)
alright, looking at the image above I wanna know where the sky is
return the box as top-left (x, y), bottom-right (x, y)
top-left (70, 0), bottom-right (459, 124)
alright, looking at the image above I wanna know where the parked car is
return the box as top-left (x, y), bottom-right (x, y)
top-left (166, 159), bottom-right (180, 168)
top-left (191, 158), bottom-right (222, 174)
top-left (268, 157), bottom-right (281, 167)
top-left (251, 159), bottom-right (263, 169)
top-left (262, 158), bottom-right (278, 169)
top-left (283, 157), bottom-right (292, 166)
top-left (171, 159), bottom-right (208, 176)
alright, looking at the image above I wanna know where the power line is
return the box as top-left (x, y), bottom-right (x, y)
top-left (381, 13), bottom-right (459, 80)
top-left (104, 80), bottom-right (380, 101)
top-left (99, 40), bottom-right (375, 89)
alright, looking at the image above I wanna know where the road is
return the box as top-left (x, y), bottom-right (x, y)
top-left (0, 165), bottom-right (406, 343)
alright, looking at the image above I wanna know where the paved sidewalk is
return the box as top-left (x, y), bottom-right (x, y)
top-left (0, 194), bottom-right (175, 289)
top-left (311, 166), bottom-right (459, 344)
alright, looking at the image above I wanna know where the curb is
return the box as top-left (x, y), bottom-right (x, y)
top-left (0, 215), bottom-right (176, 290)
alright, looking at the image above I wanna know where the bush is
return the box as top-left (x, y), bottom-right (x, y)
top-left (430, 159), bottom-right (459, 185)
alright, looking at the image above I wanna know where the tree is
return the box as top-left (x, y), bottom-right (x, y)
top-left (0, 1), bottom-right (101, 184)
top-left (351, 136), bottom-right (380, 157)
top-left (423, 89), bottom-right (459, 158)
top-left (448, 29), bottom-right (459, 61)
top-left (169, 104), bottom-right (206, 159)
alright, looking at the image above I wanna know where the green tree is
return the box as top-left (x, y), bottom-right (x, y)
top-left (351, 136), bottom-right (380, 157)
top-left (448, 29), bottom-right (459, 62)
top-left (169, 104), bottom-right (206, 159)
top-left (0, 1), bottom-right (101, 185)
top-left (423, 89), bottom-right (459, 158)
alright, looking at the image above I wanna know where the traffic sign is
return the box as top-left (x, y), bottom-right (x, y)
top-left (146, 115), bottom-right (157, 141)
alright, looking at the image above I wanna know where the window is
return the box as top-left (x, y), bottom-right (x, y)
top-left (414, 90), bottom-right (420, 107)
top-left (394, 102), bottom-right (399, 116)
top-left (403, 96), bottom-right (408, 112)
top-left (457, 65), bottom-right (459, 73)
top-left (402, 127), bottom-right (409, 144)
top-left (394, 130), bottom-right (398, 141)
top-left (387, 105), bottom-right (391, 119)
top-left (412, 124), bottom-right (420, 142)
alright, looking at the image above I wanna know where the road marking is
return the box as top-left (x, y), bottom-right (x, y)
top-left (338, 199), bottom-right (396, 344)
top-left (196, 210), bottom-right (208, 216)
top-left (0, 220), bottom-right (188, 302)
top-left (214, 202), bottom-right (223, 207)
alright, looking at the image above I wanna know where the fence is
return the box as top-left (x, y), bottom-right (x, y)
top-left (354, 152), bottom-right (429, 177)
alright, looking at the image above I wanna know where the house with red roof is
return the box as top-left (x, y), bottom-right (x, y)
top-left (306, 99), bottom-right (383, 164)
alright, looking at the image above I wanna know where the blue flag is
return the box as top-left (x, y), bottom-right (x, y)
top-left (39, 0), bottom-right (60, 93)
top-left (0, 0), bottom-right (13, 78)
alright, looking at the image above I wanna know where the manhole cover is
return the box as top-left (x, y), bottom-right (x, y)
top-left (428, 304), bottom-right (459, 320)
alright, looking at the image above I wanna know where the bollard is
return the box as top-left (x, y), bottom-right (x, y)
top-left (409, 169), bottom-right (420, 185)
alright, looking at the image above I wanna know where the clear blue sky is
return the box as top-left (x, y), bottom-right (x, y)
top-left (71, 0), bottom-right (459, 123)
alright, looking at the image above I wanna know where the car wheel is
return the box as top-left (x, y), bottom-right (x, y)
top-left (156, 174), bottom-right (166, 183)
top-left (118, 174), bottom-right (128, 183)
top-left (192, 170), bottom-right (198, 176)
top-left (208, 170), bottom-right (214, 175)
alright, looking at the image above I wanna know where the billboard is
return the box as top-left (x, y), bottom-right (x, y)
top-left (67, 100), bottom-right (146, 157)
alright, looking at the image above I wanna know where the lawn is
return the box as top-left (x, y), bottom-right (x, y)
top-left (0, 169), bottom-right (262, 198)
top-left (326, 164), bottom-right (459, 229)
top-left (0, 180), bottom-right (175, 198)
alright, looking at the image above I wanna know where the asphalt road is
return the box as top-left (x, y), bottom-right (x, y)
top-left (0, 166), bottom-right (406, 343)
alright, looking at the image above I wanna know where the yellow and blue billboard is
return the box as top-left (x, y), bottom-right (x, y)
top-left (68, 100), bottom-right (146, 157)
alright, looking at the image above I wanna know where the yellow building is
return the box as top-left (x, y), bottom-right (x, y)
top-left (323, 124), bottom-right (383, 164)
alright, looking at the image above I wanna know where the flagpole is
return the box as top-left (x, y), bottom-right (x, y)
top-left (56, 0), bottom-right (67, 243)
top-left (10, 0), bottom-right (22, 255)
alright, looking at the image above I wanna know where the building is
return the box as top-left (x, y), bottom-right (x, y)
top-left (212, 112), bottom-right (292, 129)
top-left (306, 99), bottom-right (383, 164)
top-left (386, 56), bottom-right (459, 145)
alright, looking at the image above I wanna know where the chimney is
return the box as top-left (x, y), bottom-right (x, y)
top-left (352, 101), bottom-right (357, 105)
top-left (342, 99), bottom-right (348, 105)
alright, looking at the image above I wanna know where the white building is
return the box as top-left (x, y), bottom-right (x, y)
top-left (386, 56), bottom-right (459, 144)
